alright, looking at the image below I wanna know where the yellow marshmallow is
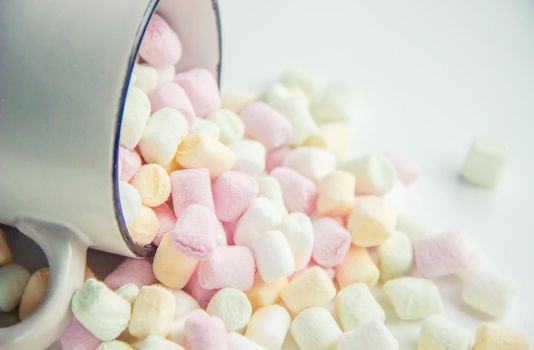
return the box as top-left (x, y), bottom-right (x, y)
top-left (290, 307), bottom-right (341, 350)
top-left (129, 285), bottom-right (175, 339)
top-left (162, 158), bottom-right (183, 174)
top-left (347, 196), bottom-right (397, 247)
top-left (280, 266), bottom-right (336, 315)
top-left (317, 170), bottom-right (355, 217)
top-left (130, 164), bottom-right (171, 207)
top-left (221, 91), bottom-right (258, 113)
top-left (336, 246), bottom-right (379, 288)
top-left (18, 267), bottom-right (49, 320)
top-left (153, 232), bottom-right (198, 289)
top-left (471, 323), bottom-right (530, 350)
top-left (0, 228), bottom-right (13, 266)
top-left (246, 275), bottom-right (288, 311)
top-left (303, 123), bottom-right (351, 159)
top-left (127, 206), bottom-right (159, 245)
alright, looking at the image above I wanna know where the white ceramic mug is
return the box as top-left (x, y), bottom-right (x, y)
top-left (0, 0), bottom-right (221, 348)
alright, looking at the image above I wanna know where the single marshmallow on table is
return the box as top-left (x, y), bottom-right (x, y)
top-left (336, 245), bottom-right (379, 288)
top-left (19, 267), bottom-right (49, 320)
top-left (118, 147), bottom-right (142, 182)
top-left (153, 232), bottom-right (198, 289)
top-left (256, 176), bottom-right (288, 216)
top-left (417, 316), bottom-right (471, 350)
top-left (290, 307), bottom-right (341, 350)
top-left (303, 123), bottom-right (350, 160)
top-left (278, 212), bottom-right (314, 270)
top-left (312, 218), bottom-right (351, 268)
top-left (152, 203), bottom-right (176, 245)
top-left (184, 266), bottom-right (218, 308)
top-left (0, 264), bottom-right (30, 312)
top-left (461, 268), bottom-right (513, 318)
top-left (317, 170), bottom-right (355, 217)
top-left (252, 230), bottom-right (296, 283)
top-left (0, 228), bottom-right (13, 266)
top-left (136, 336), bottom-right (185, 350)
top-left (246, 274), bottom-right (288, 311)
top-left (240, 101), bottom-right (292, 150)
top-left (471, 322), bottom-right (530, 350)
top-left (60, 317), bottom-right (101, 350)
top-left (279, 67), bottom-right (325, 103)
top-left (413, 231), bottom-right (470, 279)
top-left (190, 118), bottom-right (220, 140)
top-left (168, 309), bottom-right (208, 346)
top-left (233, 197), bottom-right (283, 248)
top-left (269, 95), bottom-right (318, 146)
top-left (282, 147), bottom-right (336, 183)
top-left (139, 108), bottom-right (189, 166)
top-left (148, 82), bottom-right (195, 125)
top-left (311, 83), bottom-right (359, 123)
top-left (378, 230), bottom-right (413, 281)
top-left (281, 266), bottom-right (336, 315)
top-left (271, 167), bottom-right (318, 215)
top-left (229, 139), bottom-right (267, 176)
top-left (344, 154), bottom-right (396, 195)
top-left (385, 151), bottom-right (419, 186)
top-left (115, 283), bottom-right (139, 304)
top-left (335, 283), bottom-right (385, 332)
top-left (206, 109), bottom-right (245, 145)
top-left (461, 136), bottom-right (508, 188)
top-left (197, 245), bottom-right (255, 291)
top-left (265, 146), bottom-right (291, 172)
top-left (221, 91), bottom-right (258, 114)
top-left (185, 314), bottom-right (229, 350)
top-left (71, 279), bottom-right (131, 341)
top-left (206, 288), bottom-right (252, 332)
top-left (133, 64), bottom-right (158, 94)
top-left (98, 340), bottom-right (134, 350)
top-left (175, 68), bottom-right (220, 117)
top-left (338, 320), bottom-right (399, 350)
top-left (213, 171), bottom-right (259, 222)
top-left (170, 168), bottom-right (214, 215)
top-left (128, 285), bottom-right (175, 339)
top-left (396, 213), bottom-right (436, 241)
top-left (348, 195), bottom-right (397, 247)
top-left (104, 258), bottom-right (157, 290)
top-left (383, 277), bottom-right (443, 320)
top-left (156, 65), bottom-right (176, 84)
top-left (176, 133), bottom-right (236, 178)
top-left (120, 86), bottom-right (151, 149)
top-left (118, 181), bottom-right (142, 225)
top-left (138, 13), bottom-right (182, 68)
top-left (127, 205), bottom-right (159, 245)
top-left (227, 332), bottom-right (267, 350)
top-left (245, 305), bottom-right (291, 350)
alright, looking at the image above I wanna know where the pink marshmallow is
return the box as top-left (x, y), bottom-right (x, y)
top-left (139, 14), bottom-right (182, 68)
top-left (223, 221), bottom-right (237, 246)
top-left (197, 246), bottom-right (255, 290)
top-left (148, 82), bottom-right (195, 125)
top-left (185, 314), bottom-right (228, 350)
top-left (184, 268), bottom-right (219, 308)
top-left (240, 102), bottom-right (292, 150)
top-left (174, 68), bottom-right (220, 117)
top-left (118, 146), bottom-right (141, 180)
top-left (413, 231), bottom-right (470, 279)
top-left (60, 317), bottom-right (101, 350)
top-left (104, 258), bottom-right (157, 290)
top-left (152, 203), bottom-right (177, 245)
top-left (312, 218), bottom-right (352, 268)
top-left (171, 204), bottom-right (218, 260)
top-left (213, 171), bottom-right (259, 222)
top-left (266, 146), bottom-right (291, 172)
top-left (170, 168), bottom-right (214, 216)
top-left (270, 167), bottom-right (317, 214)
top-left (385, 151), bottom-right (419, 186)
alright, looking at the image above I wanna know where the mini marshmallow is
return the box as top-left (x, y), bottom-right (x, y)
top-left (166, 289), bottom-right (200, 319)
top-left (172, 204), bottom-right (218, 260)
top-left (227, 332), bottom-right (267, 350)
top-left (156, 65), bottom-right (176, 84)
top-left (383, 277), bottom-right (443, 320)
top-left (471, 323), bottom-right (530, 350)
top-left (336, 246), bottom-right (379, 288)
top-left (190, 118), bottom-right (220, 140)
top-left (119, 181), bottom-right (142, 225)
top-left (136, 336), bottom-right (185, 350)
top-left (221, 91), bottom-right (258, 113)
top-left (119, 147), bottom-right (142, 182)
top-left (170, 168), bottom-right (214, 215)
top-left (138, 13), bottom-right (182, 67)
top-left (252, 230), bottom-right (296, 283)
top-left (240, 101), bottom-right (292, 150)
top-left (279, 212), bottom-right (314, 270)
top-left (184, 270), bottom-right (218, 308)
top-left (197, 245), bottom-right (255, 290)
top-left (0, 264), bottom-right (30, 312)
top-left (260, 83), bottom-right (293, 104)
top-left (19, 267), bottom-right (49, 320)
top-left (130, 164), bottom-right (173, 206)
top-left (213, 171), bottom-right (259, 222)
top-left (229, 139), bottom-right (267, 176)
top-left (413, 231), bottom-right (469, 279)
top-left (461, 136), bottom-right (508, 188)
top-left (280, 68), bottom-right (325, 102)
top-left (271, 167), bottom-right (317, 214)
top-left (104, 258), bottom-right (157, 290)
top-left (256, 176), bottom-right (288, 216)
top-left (348, 196), bottom-right (397, 247)
top-left (290, 307), bottom-right (341, 350)
top-left (206, 288), bottom-right (252, 332)
top-left (153, 203), bottom-right (177, 245)
top-left (312, 218), bottom-right (351, 268)
top-left (115, 283), bottom-right (139, 304)
top-left (378, 230), bottom-right (413, 281)
top-left (317, 170), bottom-right (355, 217)
top-left (168, 309), bottom-right (208, 346)
top-left (0, 228), bottom-right (12, 266)
top-left (461, 268), bottom-right (513, 317)
top-left (335, 283), bottom-right (385, 332)
top-left (185, 314), bottom-right (228, 350)
top-left (139, 108), bottom-right (189, 166)
top-left (129, 285), bottom-right (175, 339)
top-left (265, 146), bottom-right (291, 172)
top-left (417, 316), bottom-right (471, 350)
top-left (283, 147), bottom-right (336, 184)
top-left (133, 64), bottom-right (159, 94)
top-left (245, 305), bottom-right (291, 350)
top-left (71, 279), bottom-right (131, 341)
top-left (233, 197), bottom-right (283, 248)
top-left (60, 317), bottom-right (101, 350)
top-left (397, 213), bottom-right (436, 241)
top-left (153, 232), bottom-right (198, 289)
top-left (311, 83), bottom-right (359, 123)
top-left (270, 96), bottom-right (318, 146)
top-left (303, 123), bottom-right (350, 159)
top-left (128, 205), bottom-right (160, 245)
top-left (246, 274), bottom-right (288, 311)
top-left (175, 68), bottom-right (220, 117)
top-left (149, 82), bottom-right (195, 124)
top-left (338, 320), bottom-right (398, 350)
top-left (176, 134), bottom-right (236, 178)
top-left (206, 109), bottom-right (245, 145)
top-left (385, 152), bottom-right (419, 186)
top-left (344, 154), bottom-right (396, 195)
top-left (120, 86), bottom-right (151, 149)
top-left (281, 266), bottom-right (336, 315)
top-left (98, 340), bottom-right (134, 350)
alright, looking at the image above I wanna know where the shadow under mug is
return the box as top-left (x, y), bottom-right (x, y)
top-left (0, 0), bottom-right (221, 348)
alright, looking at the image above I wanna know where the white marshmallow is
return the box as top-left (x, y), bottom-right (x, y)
top-left (233, 197), bottom-right (283, 248)
top-left (252, 230), bottom-right (296, 283)
top-left (135, 335), bottom-right (184, 350)
top-left (206, 288), bottom-right (252, 332)
top-left (119, 181), bottom-right (142, 225)
top-left (383, 180), bottom-right (408, 213)
top-left (167, 309), bottom-right (208, 346)
top-left (282, 147), bottom-right (336, 183)
top-left (334, 283), bottom-right (385, 332)
top-left (245, 305), bottom-right (291, 350)
top-left (383, 277), bottom-right (443, 320)
top-left (461, 268), bottom-right (513, 318)
top-left (167, 289), bottom-right (200, 320)
top-left (206, 109), bottom-right (245, 145)
top-left (139, 108), bottom-right (189, 166)
top-left (256, 176), bottom-right (288, 216)
top-left (120, 86), bottom-right (151, 149)
top-left (133, 64), bottom-right (159, 94)
top-left (190, 118), bottom-right (220, 140)
top-left (116, 283), bottom-right (139, 304)
top-left (278, 212), bottom-right (314, 270)
top-left (260, 83), bottom-right (293, 104)
top-left (270, 96), bottom-right (318, 146)
top-left (461, 136), bottom-right (508, 188)
top-left (98, 340), bottom-right (134, 350)
top-left (227, 332), bottom-right (267, 350)
top-left (311, 83), bottom-right (360, 124)
top-left (229, 140), bottom-right (267, 176)
top-left (0, 264), bottom-right (30, 312)
top-left (396, 213), bottom-right (436, 241)
top-left (156, 65), bottom-right (176, 84)
top-left (338, 320), bottom-right (399, 350)
top-left (378, 230), bottom-right (413, 281)
top-left (417, 316), bottom-right (471, 350)
top-left (279, 68), bottom-right (325, 103)
top-left (290, 307), bottom-right (341, 350)
top-left (344, 154), bottom-right (396, 195)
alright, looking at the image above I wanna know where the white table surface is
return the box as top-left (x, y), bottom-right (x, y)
top-left (2, 0), bottom-right (533, 348)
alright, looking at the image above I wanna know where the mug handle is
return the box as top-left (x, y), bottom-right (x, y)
top-left (0, 218), bottom-right (88, 350)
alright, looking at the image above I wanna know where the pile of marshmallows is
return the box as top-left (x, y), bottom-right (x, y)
top-left (0, 12), bottom-right (528, 350)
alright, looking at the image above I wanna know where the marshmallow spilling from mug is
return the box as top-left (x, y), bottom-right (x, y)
top-left (0, 10), bottom-right (528, 350)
